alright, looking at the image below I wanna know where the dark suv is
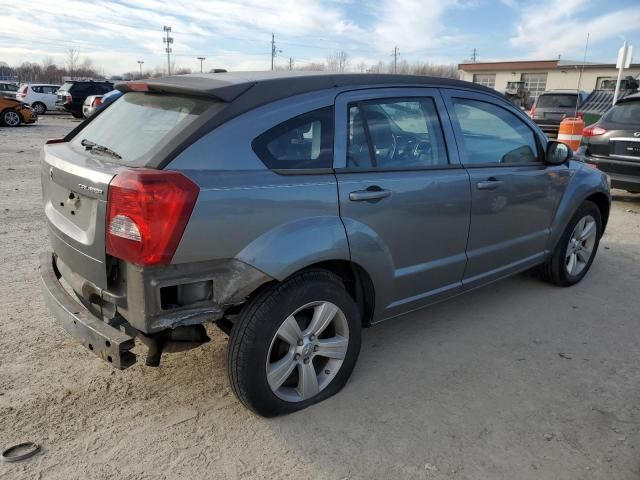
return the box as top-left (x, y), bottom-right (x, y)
top-left (39, 72), bottom-right (610, 416)
top-left (578, 93), bottom-right (640, 193)
top-left (56, 81), bottom-right (113, 118)
top-left (530, 90), bottom-right (588, 135)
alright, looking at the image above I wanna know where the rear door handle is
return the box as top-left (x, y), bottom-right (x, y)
top-left (476, 178), bottom-right (504, 191)
top-left (349, 188), bottom-right (392, 202)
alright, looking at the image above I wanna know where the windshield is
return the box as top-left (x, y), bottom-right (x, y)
top-left (70, 92), bottom-right (214, 164)
top-left (536, 94), bottom-right (578, 108)
top-left (603, 100), bottom-right (640, 126)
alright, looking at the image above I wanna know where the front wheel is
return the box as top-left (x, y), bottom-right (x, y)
top-left (1, 109), bottom-right (22, 127)
top-left (227, 270), bottom-right (361, 417)
top-left (539, 200), bottom-right (602, 286)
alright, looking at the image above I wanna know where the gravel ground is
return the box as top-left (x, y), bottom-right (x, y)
top-left (1, 115), bottom-right (639, 480)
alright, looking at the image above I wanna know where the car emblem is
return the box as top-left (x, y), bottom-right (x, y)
top-left (78, 183), bottom-right (103, 195)
top-left (634, 132), bottom-right (640, 137)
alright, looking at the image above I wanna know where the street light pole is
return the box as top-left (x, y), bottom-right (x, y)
top-left (197, 57), bottom-right (206, 73)
top-left (137, 60), bottom-right (144, 78)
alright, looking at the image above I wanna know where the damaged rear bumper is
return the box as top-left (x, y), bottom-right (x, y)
top-left (39, 252), bottom-right (136, 369)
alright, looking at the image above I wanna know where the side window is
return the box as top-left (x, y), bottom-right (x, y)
top-left (452, 98), bottom-right (539, 165)
top-left (32, 86), bottom-right (43, 94)
top-left (347, 98), bottom-right (448, 169)
top-left (252, 106), bottom-right (333, 170)
top-left (46, 86), bottom-right (59, 94)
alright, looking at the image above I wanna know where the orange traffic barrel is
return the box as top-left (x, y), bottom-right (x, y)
top-left (557, 117), bottom-right (585, 150)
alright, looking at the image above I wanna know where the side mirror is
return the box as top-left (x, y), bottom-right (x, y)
top-left (546, 141), bottom-right (572, 165)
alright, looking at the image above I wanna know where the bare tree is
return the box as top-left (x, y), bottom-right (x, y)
top-left (66, 48), bottom-right (80, 76)
top-left (355, 61), bottom-right (368, 73)
top-left (296, 62), bottom-right (326, 71)
top-left (326, 50), bottom-right (349, 72)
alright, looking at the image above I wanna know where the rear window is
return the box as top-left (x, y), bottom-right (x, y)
top-left (59, 82), bottom-right (75, 93)
top-left (603, 100), bottom-right (640, 125)
top-left (70, 92), bottom-right (214, 165)
top-left (536, 94), bottom-right (578, 108)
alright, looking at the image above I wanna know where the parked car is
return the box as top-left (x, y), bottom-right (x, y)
top-left (40, 72), bottom-right (610, 416)
top-left (530, 90), bottom-right (589, 135)
top-left (578, 92), bottom-right (640, 193)
top-left (16, 84), bottom-right (60, 114)
top-left (56, 80), bottom-right (113, 118)
top-left (82, 95), bottom-right (103, 118)
top-left (0, 81), bottom-right (19, 99)
top-left (0, 97), bottom-right (37, 126)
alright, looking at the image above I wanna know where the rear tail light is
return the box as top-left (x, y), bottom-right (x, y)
top-left (92, 97), bottom-right (103, 107)
top-left (582, 126), bottom-right (607, 137)
top-left (529, 106), bottom-right (536, 119)
top-left (17, 85), bottom-right (28, 98)
top-left (66, 94), bottom-right (72, 103)
top-left (106, 169), bottom-right (199, 266)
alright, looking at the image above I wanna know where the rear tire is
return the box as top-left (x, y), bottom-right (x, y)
top-left (32, 102), bottom-right (46, 115)
top-left (71, 111), bottom-right (83, 119)
top-left (539, 201), bottom-right (602, 286)
top-left (227, 270), bottom-right (361, 417)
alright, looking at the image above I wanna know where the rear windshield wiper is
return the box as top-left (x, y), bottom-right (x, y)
top-left (81, 138), bottom-right (122, 160)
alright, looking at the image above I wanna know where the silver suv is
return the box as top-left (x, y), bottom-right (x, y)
top-left (40, 72), bottom-right (610, 416)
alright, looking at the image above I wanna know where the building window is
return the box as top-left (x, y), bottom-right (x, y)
top-left (473, 74), bottom-right (496, 89)
top-left (521, 73), bottom-right (547, 100)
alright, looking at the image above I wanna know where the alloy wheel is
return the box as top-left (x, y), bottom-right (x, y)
top-left (4, 111), bottom-right (20, 127)
top-left (33, 103), bottom-right (46, 114)
top-left (565, 214), bottom-right (597, 276)
top-left (266, 301), bottom-right (349, 403)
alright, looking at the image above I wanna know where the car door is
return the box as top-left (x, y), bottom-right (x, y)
top-left (334, 88), bottom-right (471, 322)
top-left (44, 86), bottom-right (59, 109)
top-left (441, 89), bottom-right (569, 286)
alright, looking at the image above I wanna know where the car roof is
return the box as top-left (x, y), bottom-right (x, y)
top-left (117, 70), bottom-right (503, 105)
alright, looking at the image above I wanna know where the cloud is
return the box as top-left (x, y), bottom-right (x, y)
top-left (509, 0), bottom-right (640, 59)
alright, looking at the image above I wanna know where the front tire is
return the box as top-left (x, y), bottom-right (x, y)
top-left (71, 111), bottom-right (83, 119)
top-left (540, 200), bottom-right (602, 286)
top-left (227, 270), bottom-right (361, 417)
top-left (1, 109), bottom-right (22, 127)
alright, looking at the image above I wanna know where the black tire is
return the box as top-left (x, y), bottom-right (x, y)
top-left (32, 102), bottom-right (46, 115)
top-left (539, 200), bottom-right (602, 286)
top-left (227, 270), bottom-right (361, 417)
top-left (71, 111), bottom-right (83, 119)
top-left (1, 109), bottom-right (22, 127)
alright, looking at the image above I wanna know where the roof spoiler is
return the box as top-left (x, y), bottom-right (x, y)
top-left (117, 77), bottom-right (254, 102)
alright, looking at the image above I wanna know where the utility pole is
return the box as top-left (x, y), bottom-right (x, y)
top-left (197, 56), bottom-right (206, 73)
top-left (163, 26), bottom-right (173, 75)
top-left (471, 48), bottom-right (478, 63)
top-left (392, 46), bottom-right (399, 73)
top-left (270, 33), bottom-right (282, 71)
top-left (289, 57), bottom-right (294, 70)
top-left (137, 60), bottom-right (144, 78)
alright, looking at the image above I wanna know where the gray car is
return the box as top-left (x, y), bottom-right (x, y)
top-left (530, 90), bottom-right (589, 135)
top-left (39, 72), bottom-right (610, 416)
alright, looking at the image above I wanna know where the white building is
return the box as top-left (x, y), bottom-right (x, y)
top-left (458, 59), bottom-right (640, 100)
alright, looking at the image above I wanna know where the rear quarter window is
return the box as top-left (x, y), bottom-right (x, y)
top-left (252, 106), bottom-right (334, 170)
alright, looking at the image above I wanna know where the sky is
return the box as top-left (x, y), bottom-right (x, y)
top-left (0, 0), bottom-right (639, 75)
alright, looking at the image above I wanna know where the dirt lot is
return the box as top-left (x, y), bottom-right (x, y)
top-left (0, 115), bottom-right (639, 480)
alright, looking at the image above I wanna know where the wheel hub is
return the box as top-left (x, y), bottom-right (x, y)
top-left (300, 341), bottom-right (315, 359)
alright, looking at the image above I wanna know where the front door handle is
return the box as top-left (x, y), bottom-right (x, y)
top-left (476, 178), bottom-right (504, 191)
top-left (349, 187), bottom-right (392, 202)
